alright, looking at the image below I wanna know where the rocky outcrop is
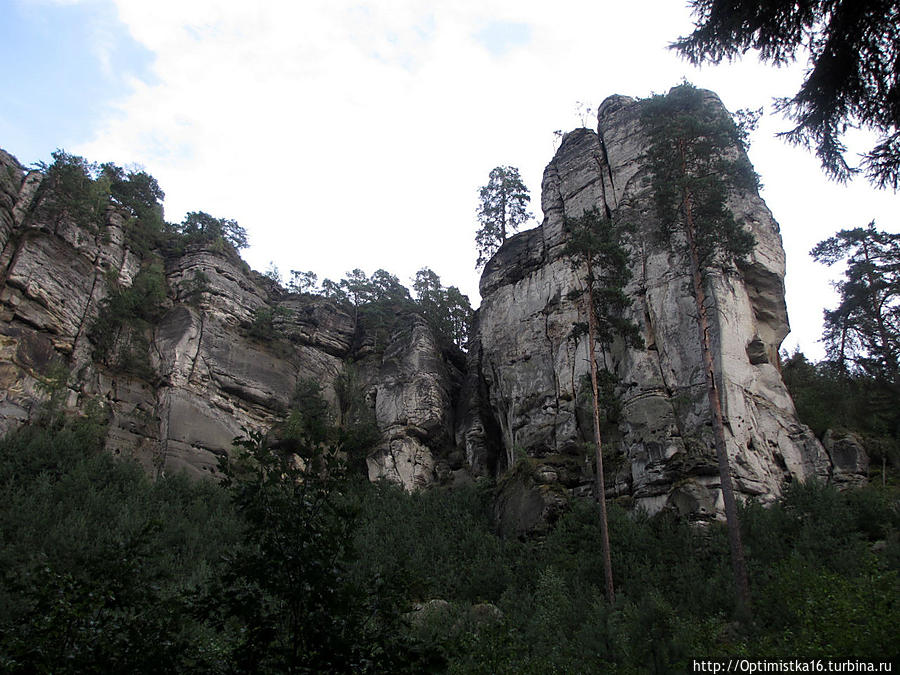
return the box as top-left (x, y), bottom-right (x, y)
top-left (364, 316), bottom-right (464, 488)
top-left (466, 90), bottom-right (832, 518)
top-left (822, 429), bottom-right (870, 487)
top-left (0, 87), bottom-right (848, 513)
top-left (0, 149), bottom-right (462, 488)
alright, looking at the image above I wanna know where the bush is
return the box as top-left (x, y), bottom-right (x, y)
top-left (0, 416), bottom-right (241, 672)
top-left (90, 263), bottom-right (168, 378)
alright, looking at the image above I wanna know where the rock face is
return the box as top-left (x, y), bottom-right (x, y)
top-left (822, 429), bottom-right (870, 487)
top-left (0, 89), bottom-right (843, 514)
top-left (465, 90), bottom-right (831, 518)
top-left (0, 149), bottom-right (461, 488)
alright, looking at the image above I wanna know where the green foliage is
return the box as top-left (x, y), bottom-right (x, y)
top-left (210, 425), bottom-right (423, 673)
top-left (564, 206), bottom-right (642, 350)
top-left (247, 304), bottom-right (290, 341)
top-left (672, 0), bottom-right (900, 189)
top-left (33, 150), bottom-right (109, 231)
top-left (263, 260), bottom-right (282, 284)
top-left (33, 152), bottom-right (170, 261)
top-left (641, 82), bottom-right (756, 616)
top-left (781, 351), bottom-right (900, 474)
top-left (475, 166), bottom-right (532, 268)
top-left (811, 222), bottom-right (900, 385)
top-left (99, 162), bottom-right (167, 258)
top-left (352, 481), bottom-right (514, 605)
top-left (2, 413), bottom-right (897, 670)
top-left (0, 415), bottom-right (242, 672)
top-left (90, 263), bottom-right (168, 379)
top-left (178, 210), bottom-right (249, 251)
top-left (640, 83), bottom-right (758, 272)
top-left (575, 369), bottom-right (624, 439)
top-left (413, 267), bottom-right (474, 350)
top-left (318, 267), bottom-right (472, 351)
top-left (334, 368), bottom-right (381, 473)
top-left (288, 269), bottom-right (318, 294)
top-left (182, 269), bottom-right (210, 305)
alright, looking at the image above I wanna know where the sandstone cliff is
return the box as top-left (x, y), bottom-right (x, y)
top-left (0, 89), bottom-right (850, 516)
top-left (464, 91), bottom-right (833, 520)
top-left (0, 148), bottom-right (460, 487)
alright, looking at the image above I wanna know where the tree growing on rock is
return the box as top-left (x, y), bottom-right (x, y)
top-left (475, 166), bottom-right (532, 268)
top-left (640, 83), bottom-right (758, 618)
top-left (564, 206), bottom-right (642, 604)
top-left (288, 270), bottom-right (318, 294)
top-left (33, 151), bottom-right (108, 231)
top-left (179, 211), bottom-right (249, 251)
top-left (672, 0), bottom-right (900, 190)
top-left (413, 267), bottom-right (473, 350)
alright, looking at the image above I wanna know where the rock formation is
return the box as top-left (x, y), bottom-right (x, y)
top-left (464, 91), bottom-right (832, 519)
top-left (0, 147), bottom-right (460, 487)
top-left (0, 88), bottom-right (853, 517)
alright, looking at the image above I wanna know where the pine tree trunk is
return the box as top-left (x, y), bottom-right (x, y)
top-left (679, 140), bottom-right (751, 618)
top-left (586, 254), bottom-right (616, 604)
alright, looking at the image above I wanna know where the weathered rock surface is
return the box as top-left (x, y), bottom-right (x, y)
top-left (0, 87), bottom-right (850, 514)
top-left (0, 149), bottom-right (463, 488)
top-left (822, 429), bottom-right (870, 487)
top-left (364, 316), bottom-right (463, 489)
top-left (465, 90), bottom-right (832, 518)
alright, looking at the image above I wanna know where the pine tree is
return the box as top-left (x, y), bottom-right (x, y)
top-left (812, 223), bottom-right (900, 387)
top-left (672, 0), bottom-right (900, 189)
top-left (640, 83), bottom-right (757, 618)
top-left (564, 206), bottom-right (642, 604)
top-left (413, 268), bottom-right (473, 350)
top-left (475, 166), bottom-right (532, 268)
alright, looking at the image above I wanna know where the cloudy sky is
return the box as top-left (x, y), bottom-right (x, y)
top-left (1, 0), bottom-right (896, 359)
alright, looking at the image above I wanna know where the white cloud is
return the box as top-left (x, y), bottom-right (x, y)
top-left (76, 0), bottom-right (897, 359)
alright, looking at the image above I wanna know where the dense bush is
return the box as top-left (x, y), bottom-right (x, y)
top-left (0, 413), bottom-right (241, 672)
top-left (89, 263), bottom-right (168, 379)
top-left (1, 410), bottom-right (897, 671)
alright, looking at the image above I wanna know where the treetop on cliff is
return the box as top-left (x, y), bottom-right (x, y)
top-left (475, 165), bottom-right (532, 269)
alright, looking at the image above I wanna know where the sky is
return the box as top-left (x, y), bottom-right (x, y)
top-left (1, 0), bottom-right (896, 360)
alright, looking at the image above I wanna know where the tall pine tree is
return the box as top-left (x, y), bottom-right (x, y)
top-left (475, 166), bottom-right (532, 268)
top-left (812, 223), bottom-right (900, 388)
top-left (640, 83), bottom-right (757, 618)
top-left (564, 206), bottom-right (642, 604)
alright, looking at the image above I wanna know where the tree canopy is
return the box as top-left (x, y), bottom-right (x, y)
top-left (475, 166), bottom-right (532, 268)
top-left (179, 211), bottom-right (249, 251)
top-left (811, 222), bottom-right (900, 386)
top-left (642, 84), bottom-right (758, 272)
top-left (672, 0), bottom-right (900, 190)
top-left (412, 268), bottom-right (473, 350)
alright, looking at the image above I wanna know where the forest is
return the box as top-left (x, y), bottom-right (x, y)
top-left (0, 379), bottom-right (897, 673)
top-left (2, 2), bottom-right (899, 665)
top-left (1, 103), bottom-right (898, 671)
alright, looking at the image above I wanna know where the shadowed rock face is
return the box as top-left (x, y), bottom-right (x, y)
top-left (0, 88), bottom-right (842, 513)
top-left (465, 91), bottom-right (831, 517)
top-left (0, 149), bottom-right (461, 488)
